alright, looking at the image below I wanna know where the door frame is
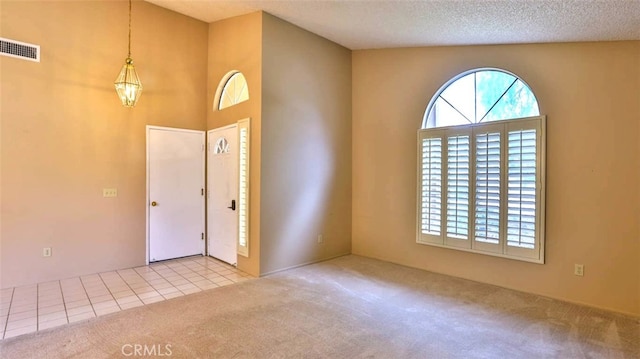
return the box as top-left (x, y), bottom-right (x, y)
top-left (146, 125), bottom-right (206, 265)
top-left (206, 123), bottom-right (239, 263)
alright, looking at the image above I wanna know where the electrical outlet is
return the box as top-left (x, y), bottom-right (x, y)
top-left (43, 247), bottom-right (52, 257)
top-left (317, 234), bottom-right (323, 244)
top-left (103, 188), bottom-right (118, 198)
top-left (574, 264), bottom-right (584, 276)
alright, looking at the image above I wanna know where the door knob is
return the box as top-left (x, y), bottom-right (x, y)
top-left (151, 201), bottom-right (158, 207)
top-left (227, 200), bottom-right (236, 211)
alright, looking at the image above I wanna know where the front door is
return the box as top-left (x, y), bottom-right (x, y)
top-left (207, 125), bottom-right (239, 265)
top-left (147, 126), bottom-right (205, 262)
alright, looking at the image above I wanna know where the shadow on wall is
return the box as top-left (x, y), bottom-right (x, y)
top-left (269, 109), bottom-right (335, 264)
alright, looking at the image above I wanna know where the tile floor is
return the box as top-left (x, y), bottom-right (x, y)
top-left (0, 256), bottom-right (252, 340)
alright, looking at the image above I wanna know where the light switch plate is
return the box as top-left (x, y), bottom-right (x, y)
top-left (103, 188), bottom-right (118, 198)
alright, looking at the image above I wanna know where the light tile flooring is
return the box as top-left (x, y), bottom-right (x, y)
top-left (0, 256), bottom-right (252, 340)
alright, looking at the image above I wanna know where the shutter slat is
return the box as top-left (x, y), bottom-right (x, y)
top-left (506, 129), bottom-right (537, 248)
top-left (475, 131), bottom-right (501, 244)
top-left (421, 137), bottom-right (443, 235)
top-left (447, 135), bottom-right (470, 239)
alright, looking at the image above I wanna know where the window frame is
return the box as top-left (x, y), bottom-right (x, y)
top-left (416, 115), bottom-right (546, 264)
top-left (214, 70), bottom-right (249, 111)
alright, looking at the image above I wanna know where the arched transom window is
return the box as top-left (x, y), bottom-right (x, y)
top-left (424, 69), bottom-right (539, 128)
top-left (216, 71), bottom-right (249, 111)
top-left (417, 68), bottom-right (546, 264)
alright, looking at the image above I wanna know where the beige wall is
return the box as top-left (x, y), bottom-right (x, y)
top-left (207, 12), bottom-right (263, 276)
top-left (2, 1), bottom-right (636, 318)
top-left (0, 1), bottom-right (208, 288)
top-left (352, 41), bottom-right (640, 316)
top-left (260, 13), bottom-right (352, 274)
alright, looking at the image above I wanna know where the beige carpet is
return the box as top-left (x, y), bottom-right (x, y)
top-left (0, 255), bottom-right (638, 358)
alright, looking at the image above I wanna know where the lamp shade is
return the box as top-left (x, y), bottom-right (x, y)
top-left (114, 57), bottom-right (143, 107)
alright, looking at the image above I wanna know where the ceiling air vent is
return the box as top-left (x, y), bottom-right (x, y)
top-left (0, 37), bottom-right (40, 62)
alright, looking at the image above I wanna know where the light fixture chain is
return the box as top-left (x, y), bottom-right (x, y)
top-left (128, 0), bottom-right (132, 57)
top-left (115, 0), bottom-right (142, 107)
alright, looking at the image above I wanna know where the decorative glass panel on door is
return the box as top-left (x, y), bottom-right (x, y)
top-left (214, 137), bottom-right (230, 154)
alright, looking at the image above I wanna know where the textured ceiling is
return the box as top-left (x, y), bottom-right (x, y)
top-left (144, 0), bottom-right (640, 50)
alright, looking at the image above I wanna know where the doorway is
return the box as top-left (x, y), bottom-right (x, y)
top-left (207, 124), bottom-right (239, 265)
top-left (147, 126), bottom-right (205, 263)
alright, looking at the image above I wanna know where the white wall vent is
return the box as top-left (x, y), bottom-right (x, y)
top-left (0, 37), bottom-right (40, 62)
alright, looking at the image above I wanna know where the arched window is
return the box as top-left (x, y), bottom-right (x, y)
top-left (423, 69), bottom-right (539, 128)
top-left (417, 68), bottom-right (546, 263)
top-left (215, 71), bottom-right (249, 111)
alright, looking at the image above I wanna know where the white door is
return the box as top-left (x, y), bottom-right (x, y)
top-left (208, 125), bottom-right (238, 265)
top-left (147, 126), bottom-right (205, 262)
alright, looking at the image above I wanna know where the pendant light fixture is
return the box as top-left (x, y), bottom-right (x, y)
top-left (114, 0), bottom-right (142, 107)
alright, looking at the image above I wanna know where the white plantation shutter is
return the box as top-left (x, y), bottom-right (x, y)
top-left (504, 118), bottom-right (544, 260)
top-left (507, 129), bottom-right (536, 249)
top-left (237, 119), bottom-right (250, 257)
top-left (418, 132), bottom-right (443, 244)
top-left (446, 134), bottom-right (470, 246)
top-left (417, 116), bottom-right (545, 263)
top-left (474, 129), bottom-right (501, 247)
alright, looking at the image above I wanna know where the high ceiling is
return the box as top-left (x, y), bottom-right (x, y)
top-left (145, 0), bottom-right (640, 50)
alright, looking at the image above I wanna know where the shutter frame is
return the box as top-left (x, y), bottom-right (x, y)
top-left (416, 116), bottom-right (546, 264)
top-left (504, 117), bottom-right (545, 261)
top-left (444, 128), bottom-right (472, 249)
top-left (417, 129), bottom-right (445, 245)
top-left (472, 123), bottom-right (504, 254)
